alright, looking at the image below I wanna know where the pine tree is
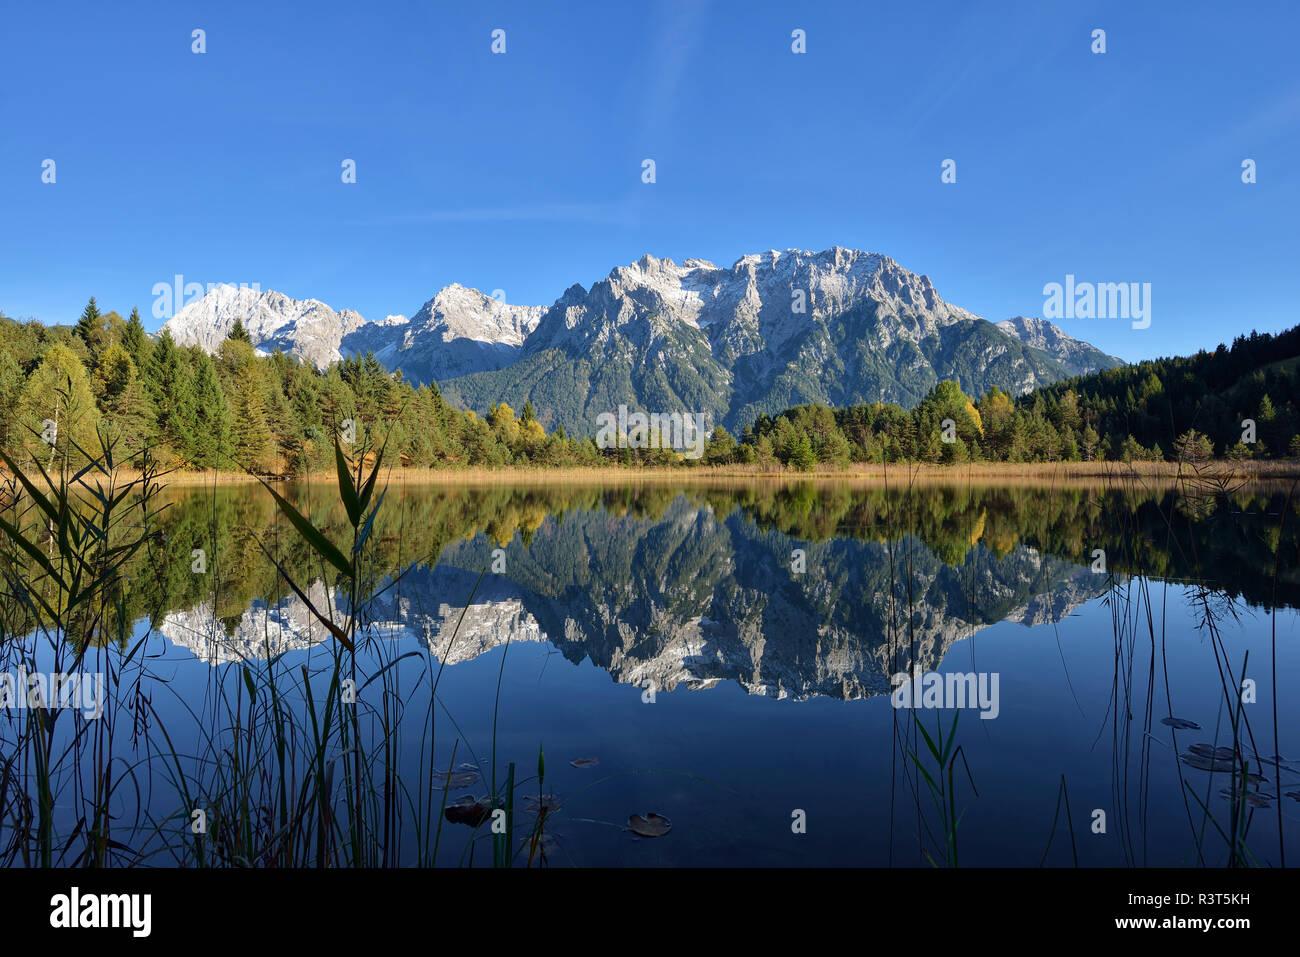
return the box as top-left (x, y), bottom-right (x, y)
top-left (790, 433), bottom-right (817, 471)
top-left (74, 297), bottom-right (103, 350)
top-left (191, 351), bottom-right (232, 469)
top-left (229, 372), bottom-right (272, 471)
top-left (94, 344), bottom-right (153, 457)
top-left (228, 318), bottom-right (252, 344)
top-left (1081, 424), bottom-right (1100, 461)
top-left (146, 330), bottom-right (200, 464)
top-left (121, 307), bottom-right (152, 369)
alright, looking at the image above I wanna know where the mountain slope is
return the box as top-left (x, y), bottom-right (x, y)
top-left (160, 249), bottom-right (1120, 435)
top-left (442, 248), bottom-right (1116, 434)
top-left (163, 286), bottom-right (367, 369)
top-left (164, 283), bottom-right (541, 379)
top-left (996, 316), bottom-right (1122, 377)
top-left (342, 284), bottom-right (544, 383)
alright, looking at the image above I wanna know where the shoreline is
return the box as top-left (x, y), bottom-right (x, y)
top-left (8, 459), bottom-right (1298, 489)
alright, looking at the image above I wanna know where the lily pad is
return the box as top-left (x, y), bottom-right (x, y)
top-left (570, 757), bottom-right (600, 768)
top-left (444, 795), bottom-right (494, 826)
top-left (1162, 716), bottom-right (1201, 730)
top-left (432, 763), bottom-right (481, 790)
top-left (529, 832), bottom-right (558, 857)
top-left (1261, 755), bottom-right (1300, 774)
top-left (1181, 752), bottom-right (1237, 773)
top-left (628, 812), bottom-right (672, 837)
top-left (1218, 788), bottom-right (1273, 809)
top-left (1187, 743), bottom-right (1237, 762)
top-left (524, 794), bottom-right (563, 814)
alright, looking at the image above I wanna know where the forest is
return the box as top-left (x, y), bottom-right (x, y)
top-left (1, 298), bottom-right (1297, 473)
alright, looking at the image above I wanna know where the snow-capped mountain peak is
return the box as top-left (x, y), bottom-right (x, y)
top-left (159, 248), bottom-right (1120, 412)
top-left (163, 285), bottom-right (367, 369)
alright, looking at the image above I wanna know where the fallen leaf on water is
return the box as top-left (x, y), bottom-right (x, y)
top-left (432, 763), bottom-right (481, 790)
top-left (628, 812), bottom-right (672, 837)
top-left (524, 794), bottom-right (562, 814)
top-left (1219, 788), bottom-right (1273, 809)
top-left (1187, 744), bottom-right (1237, 762)
top-left (1162, 717), bottom-right (1201, 730)
top-left (444, 795), bottom-right (494, 826)
top-left (570, 757), bottom-right (600, 768)
top-left (1181, 752), bottom-right (1237, 773)
top-left (530, 832), bottom-right (558, 857)
top-left (1262, 755), bottom-right (1300, 774)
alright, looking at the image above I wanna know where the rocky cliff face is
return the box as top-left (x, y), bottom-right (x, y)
top-left (161, 249), bottom-right (1119, 432)
top-left (996, 316), bottom-right (1121, 377)
top-left (163, 286), bottom-right (367, 369)
top-left (441, 247), bottom-right (1121, 433)
top-left (163, 282), bottom-right (542, 380)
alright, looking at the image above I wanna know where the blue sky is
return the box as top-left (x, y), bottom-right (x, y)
top-left (1, 0), bottom-right (1296, 363)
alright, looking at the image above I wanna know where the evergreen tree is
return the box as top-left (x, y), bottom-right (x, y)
top-left (191, 351), bottom-right (232, 469)
top-left (121, 307), bottom-right (152, 369)
top-left (228, 319), bottom-right (252, 344)
top-left (74, 297), bottom-right (103, 350)
top-left (146, 330), bottom-right (200, 464)
top-left (229, 372), bottom-right (272, 470)
top-left (94, 345), bottom-right (153, 457)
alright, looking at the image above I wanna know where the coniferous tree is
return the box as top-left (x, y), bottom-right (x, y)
top-left (121, 307), bottom-right (152, 369)
top-left (191, 351), bottom-right (232, 469)
top-left (146, 330), bottom-right (201, 464)
top-left (74, 297), bottom-right (103, 351)
top-left (93, 343), bottom-right (153, 455)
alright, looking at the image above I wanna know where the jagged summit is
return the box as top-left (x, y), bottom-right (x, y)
top-left (163, 285), bottom-right (367, 369)
top-left (996, 316), bottom-right (1122, 377)
top-left (161, 248), bottom-right (1120, 416)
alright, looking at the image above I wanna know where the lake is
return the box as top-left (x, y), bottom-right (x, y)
top-left (2, 473), bottom-right (1298, 866)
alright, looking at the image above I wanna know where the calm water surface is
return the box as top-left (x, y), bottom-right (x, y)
top-left (9, 479), bottom-right (1300, 866)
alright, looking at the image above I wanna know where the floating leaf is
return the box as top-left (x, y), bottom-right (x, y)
top-left (628, 812), bottom-right (672, 837)
top-left (432, 763), bottom-right (481, 790)
top-left (1181, 752), bottom-right (1237, 773)
top-left (444, 795), bottom-right (494, 826)
top-left (570, 757), bottom-right (600, 768)
top-left (1262, 755), bottom-right (1300, 774)
top-left (1162, 716), bottom-right (1201, 730)
top-left (528, 831), bottom-right (558, 860)
top-left (1218, 788), bottom-right (1273, 809)
top-left (1187, 744), bottom-right (1237, 762)
top-left (524, 794), bottom-right (562, 814)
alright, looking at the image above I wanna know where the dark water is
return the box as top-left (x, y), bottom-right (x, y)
top-left (7, 479), bottom-right (1300, 866)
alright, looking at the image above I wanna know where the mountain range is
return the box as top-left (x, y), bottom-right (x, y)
top-left (159, 496), bottom-right (1109, 701)
top-left (163, 247), bottom-right (1121, 435)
